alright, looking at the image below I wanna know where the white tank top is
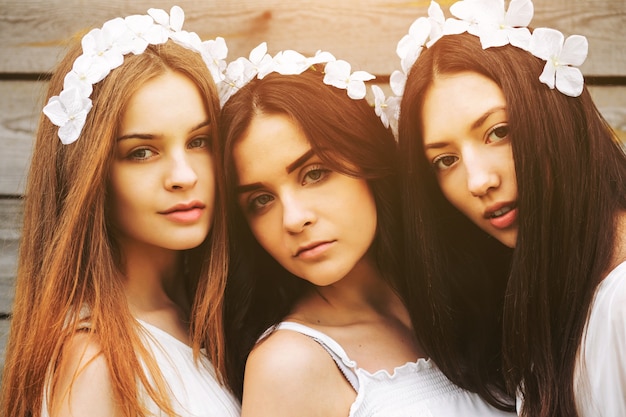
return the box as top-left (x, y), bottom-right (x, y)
top-left (271, 321), bottom-right (514, 417)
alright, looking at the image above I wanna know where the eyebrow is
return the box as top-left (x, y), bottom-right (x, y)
top-left (236, 149), bottom-right (315, 194)
top-left (471, 106), bottom-right (505, 131)
top-left (286, 149), bottom-right (314, 174)
top-left (116, 119), bottom-right (211, 141)
top-left (423, 106), bottom-right (506, 151)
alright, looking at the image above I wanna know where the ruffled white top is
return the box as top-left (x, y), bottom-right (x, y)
top-left (574, 260), bottom-right (626, 416)
top-left (273, 321), bottom-right (514, 417)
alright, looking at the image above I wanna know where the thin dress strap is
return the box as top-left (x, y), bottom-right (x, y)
top-left (275, 322), bottom-right (360, 392)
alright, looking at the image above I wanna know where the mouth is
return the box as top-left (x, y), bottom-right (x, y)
top-left (484, 202), bottom-right (518, 230)
top-left (294, 241), bottom-right (335, 258)
top-left (484, 203), bottom-right (516, 219)
top-left (160, 201), bottom-right (205, 215)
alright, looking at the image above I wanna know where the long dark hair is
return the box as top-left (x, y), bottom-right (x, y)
top-left (398, 32), bottom-right (626, 416)
top-left (219, 68), bottom-right (401, 399)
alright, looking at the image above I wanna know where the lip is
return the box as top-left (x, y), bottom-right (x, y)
top-left (159, 201), bottom-right (205, 223)
top-left (294, 240), bottom-right (336, 260)
top-left (484, 202), bottom-right (518, 229)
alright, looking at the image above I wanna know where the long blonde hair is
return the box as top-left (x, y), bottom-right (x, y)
top-left (1, 40), bottom-right (229, 417)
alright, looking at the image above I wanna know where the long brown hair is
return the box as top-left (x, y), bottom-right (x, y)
top-left (219, 68), bottom-right (401, 399)
top-left (398, 32), bottom-right (626, 416)
top-left (0, 40), bottom-right (229, 417)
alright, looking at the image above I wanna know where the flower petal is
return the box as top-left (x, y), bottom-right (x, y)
top-left (560, 34), bottom-right (588, 66)
top-left (479, 28), bottom-right (509, 49)
top-left (249, 42), bottom-right (268, 64)
top-left (555, 66), bottom-right (584, 97)
top-left (323, 60), bottom-right (350, 88)
top-left (390, 70), bottom-right (407, 96)
top-left (504, 0), bottom-right (534, 27)
top-left (351, 70), bottom-right (375, 82)
top-left (529, 27), bottom-right (563, 61)
top-left (538, 61), bottom-right (557, 89)
top-left (42, 97), bottom-right (69, 127)
top-left (168, 6), bottom-right (185, 31)
top-left (347, 80), bottom-right (367, 100)
top-left (507, 27), bottom-right (532, 50)
top-left (147, 8), bottom-right (169, 26)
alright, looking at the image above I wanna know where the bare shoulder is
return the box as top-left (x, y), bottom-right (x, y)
top-left (50, 332), bottom-right (122, 417)
top-left (241, 329), bottom-right (354, 417)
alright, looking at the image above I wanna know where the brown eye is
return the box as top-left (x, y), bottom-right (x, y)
top-left (433, 154), bottom-right (458, 171)
top-left (487, 124), bottom-right (509, 144)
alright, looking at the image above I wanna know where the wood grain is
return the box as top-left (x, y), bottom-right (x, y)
top-left (0, 0), bottom-right (624, 76)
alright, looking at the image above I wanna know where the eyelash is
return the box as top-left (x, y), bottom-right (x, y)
top-left (485, 123), bottom-right (509, 144)
top-left (431, 154), bottom-right (458, 171)
top-left (430, 123), bottom-right (510, 171)
top-left (244, 164), bottom-right (332, 213)
top-left (301, 165), bottom-right (331, 185)
top-left (124, 135), bottom-right (211, 161)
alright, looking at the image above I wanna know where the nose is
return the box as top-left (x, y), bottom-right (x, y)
top-left (464, 149), bottom-right (500, 197)
top-left (165, 152), bottom-right (198, 191)
top-left (282, 192), bottom-right (316, 234)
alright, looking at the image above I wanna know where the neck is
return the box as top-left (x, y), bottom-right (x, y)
top-left (293, 258), bottom-right (407, 327)
top-left (118, 239), bottom-right (190, 320)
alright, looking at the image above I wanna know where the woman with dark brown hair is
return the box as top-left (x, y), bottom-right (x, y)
top-left (218, 49), bottom-right (514, 416)
top-left (397, 1), bottom-right (626, 416)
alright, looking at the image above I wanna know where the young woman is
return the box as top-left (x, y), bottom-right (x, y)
top-left (218, 51), bottom-right (515, 416)
top-left (397, 1), bottom-right (626, 416)
top-left (0, 8), bottom-right (240, 417)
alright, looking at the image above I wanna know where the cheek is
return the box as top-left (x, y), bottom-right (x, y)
top-left (247, 215), bottom-right (280, 256)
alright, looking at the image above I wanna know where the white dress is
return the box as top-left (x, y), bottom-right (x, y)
top-left (42, 319), bottom-right (241, 417)
top-left (574, 260), bottom-right (626, 416)
top-left (270, 321), bottom-right (515, 417)
top-left (137, 319), bottom-right (242, 416)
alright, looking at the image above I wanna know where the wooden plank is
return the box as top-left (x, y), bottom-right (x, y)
top-left (0, 0), bottom-right (624, 77)
top-left (1, 80), bottom-right (625, 196)
top-left (0, 80), bottom-right (41, 195)
top-left (589, 86), bottom-right (626, 143)
top-left (0, 199), bottom-right (21, 314)
top-left (0, 318), bottom-right (11, 375)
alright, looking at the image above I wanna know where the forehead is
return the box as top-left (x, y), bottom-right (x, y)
top-left (421, 72), bottom-right (506, 139)
top-left (233, 114), bottom-right (311, 182)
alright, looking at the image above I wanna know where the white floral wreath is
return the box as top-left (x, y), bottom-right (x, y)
top-left (385, 0), bottom-right (589, 129)
top-left (43, 6), bottom-right (229, 145)
top-left (217, 42), bottom-right (400, 134)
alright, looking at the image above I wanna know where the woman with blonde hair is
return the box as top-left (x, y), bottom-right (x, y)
top-left (0, 7), bottom-right (240, 417)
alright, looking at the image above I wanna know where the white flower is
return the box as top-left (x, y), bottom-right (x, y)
top-left (43, 88), bottom-right (93, 145)
top-left (371, 85), bottom-right (399, 129)
top-left (80, 20), bottom-right (125, 71)
top-left (148, 6), bottom-right (184, 32)
top-left (396, 17), bottom-right (431, 74)
top-left (426, 1), bottom-right (454, 47)
top-left (63, 54), bottom-right (111, 96)
top-left (119, 14), bottom-right (168, 54)
top-left (200, 37), bottom-right (228, 84)
top-left (306, 50), bottom-right (336, 67)
top-left (529, 28), bottom-right (588, 97)
top-left (448, 0), bottom-right (533, 49)
top-left (220, 57), bottom-right (256, 106)
top-left (323, 60), bottom-right (375, 100)
top-left (449, 0), bottom-right (489, 36)
top-left (248, 42), bottom-right (274, 79)
top-left (272, 50), bottom-right (310, 75)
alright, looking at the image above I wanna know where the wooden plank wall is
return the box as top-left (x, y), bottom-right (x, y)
top-left (1, 0), bottom-right (625, 373)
